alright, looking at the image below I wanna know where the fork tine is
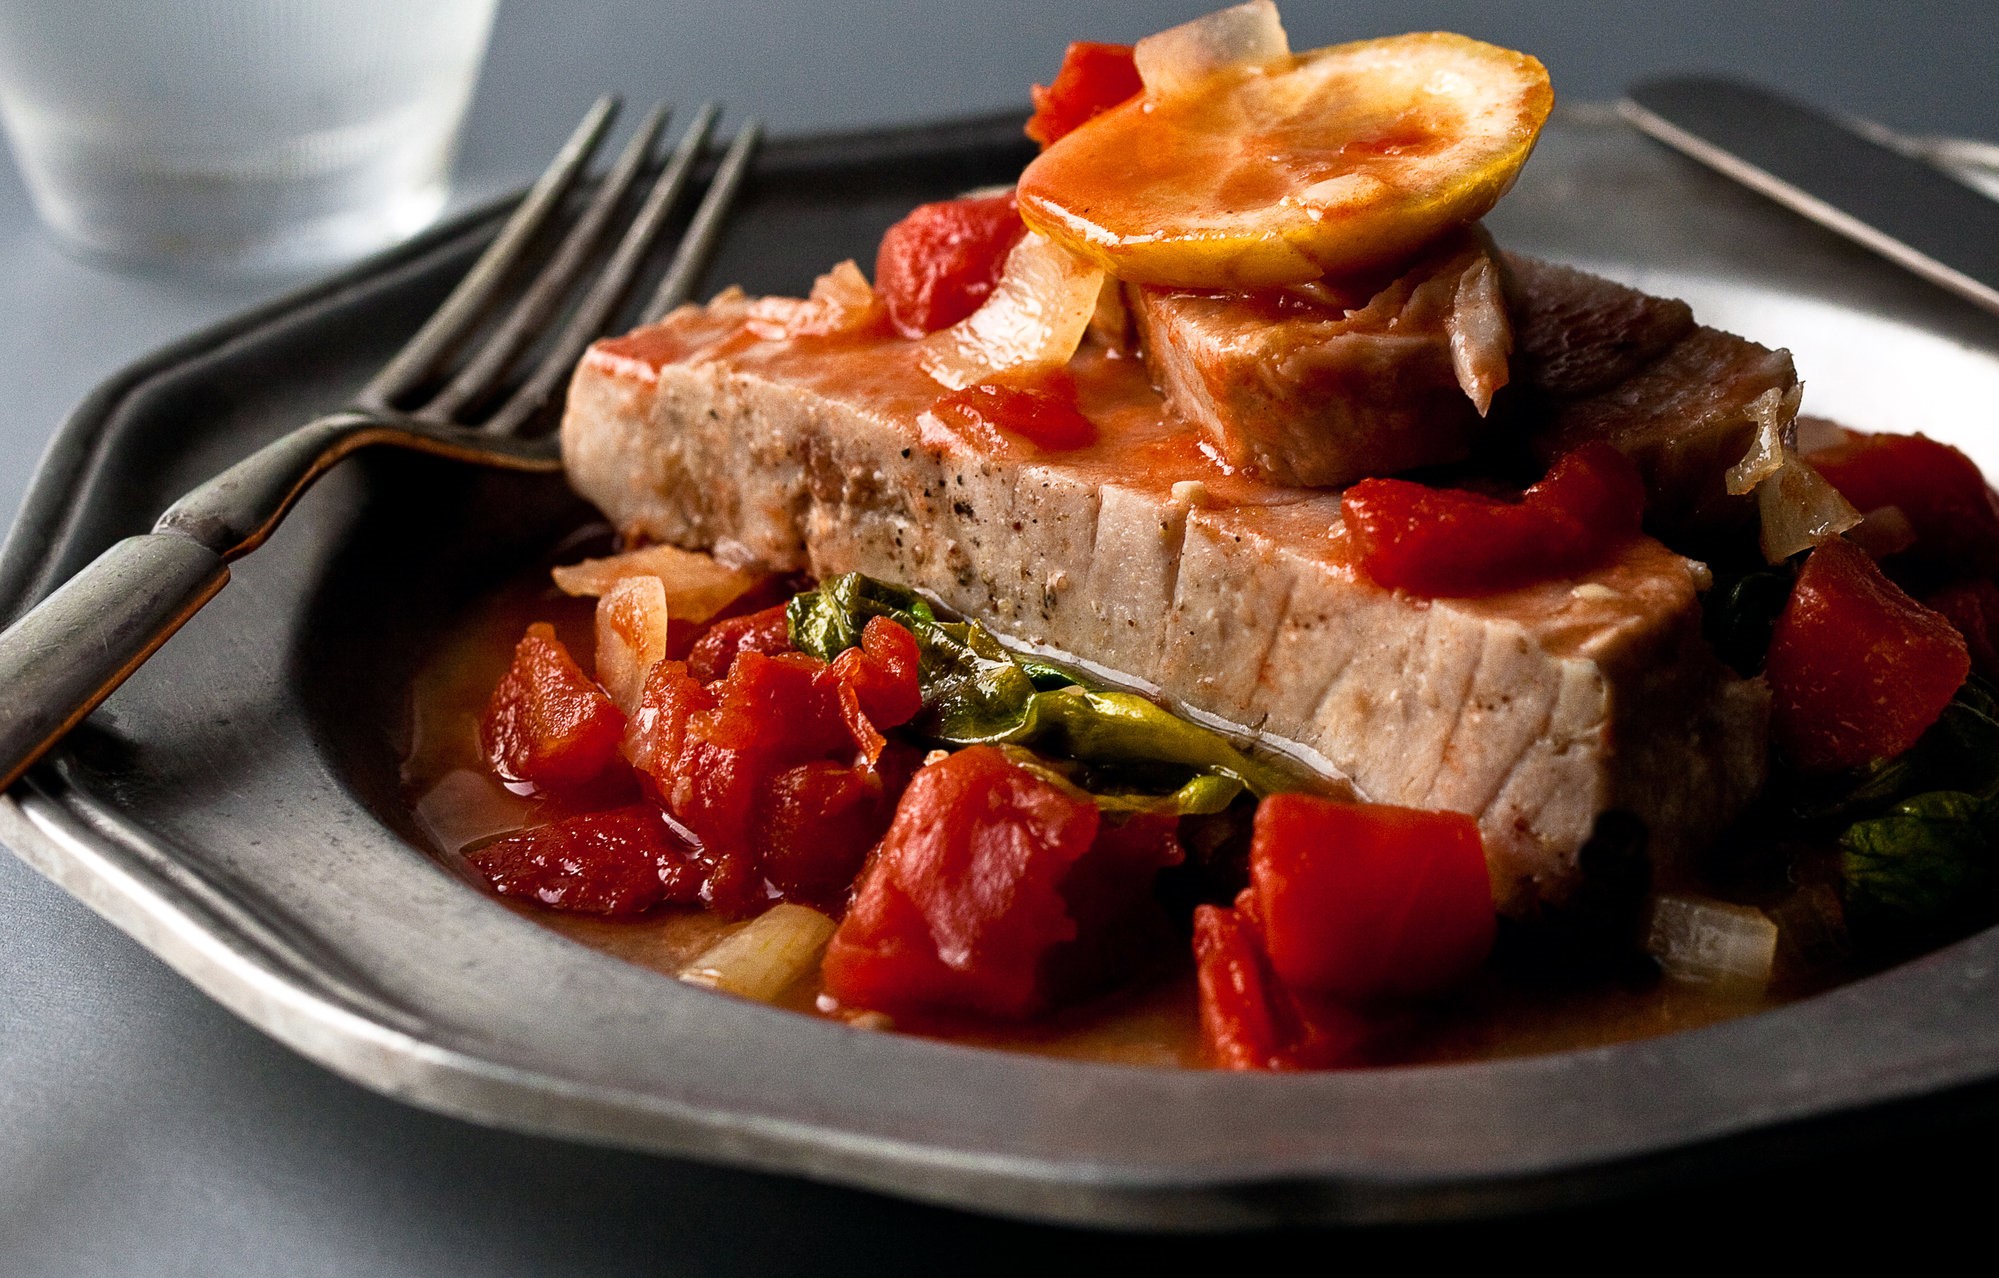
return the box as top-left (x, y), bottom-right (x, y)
top-left (482, 103), bottom-right (725, 438)
top-left (640, 118), bottom-right (764, 324)
top-left (358, 96), bottom-right (619, 412)
top-left (418, 102), bottom-right (673, 424)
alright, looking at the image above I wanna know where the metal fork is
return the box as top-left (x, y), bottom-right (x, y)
top-left (0, 98), bottom-right (762, 792)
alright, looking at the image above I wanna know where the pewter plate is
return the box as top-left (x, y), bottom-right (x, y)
top-left (6, 108), bottom-right (1999, 1231)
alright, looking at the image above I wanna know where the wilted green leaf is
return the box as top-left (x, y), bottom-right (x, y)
top-left (785, 573), bottom-right (1299, 816)
top-left (1840, 789), bottom-right (1999, 934)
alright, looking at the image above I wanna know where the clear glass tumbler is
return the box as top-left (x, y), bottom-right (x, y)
top-left (0, 0), bottom-right (501, 274)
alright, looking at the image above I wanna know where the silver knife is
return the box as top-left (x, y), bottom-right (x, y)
top-left (1621, 75), bottom-right (1999, 317)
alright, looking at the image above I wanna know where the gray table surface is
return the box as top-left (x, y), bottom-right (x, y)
top-left (4, 2), bottom-right (1997, 1272)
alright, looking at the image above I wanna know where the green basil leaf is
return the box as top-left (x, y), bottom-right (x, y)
top-left (783, 572), bottom-right (1301, 816)
top-left (1839, 789), bottom-right (1999, 934)
top-left (1027, 687), bottom-right (1290, 799)
top-left (1703, 565), bottom-right (1795, 676)
top-left (995, 746), bottom-right (1248, 817)
top-left (785, 586), bottom-right (857, 663)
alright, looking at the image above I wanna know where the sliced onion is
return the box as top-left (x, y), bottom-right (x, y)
top-left (679, 903), bottom-right (838, 1002)
top-left (1846, 503), bottom-right (1918, 559)
top-left (1134, 0), bottom-right (1291, 100)
top-left (744, 259), bottom-right (882, 340)
top-left (1443, 244), bottom-right (1512, 414)
top-left (1087, 276), bottom-right (1132, 351)
top-left (1725, 384), bottom-right (1802, 496)
top-left (1645, 893), bottom-right (1777, 992)
top-left (551, 542), bottom-right (760, 624)
top-left (594, 575), bottom-right (670, 714)
top-left (919, 231), bottom-right (1105, 390)
top-left (1759, 453), bottom-right (1862, 563)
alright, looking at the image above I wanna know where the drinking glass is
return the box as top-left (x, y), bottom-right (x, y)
top-left (0, 0), bottom-right (502, 274)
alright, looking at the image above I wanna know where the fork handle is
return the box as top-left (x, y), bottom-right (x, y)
top-left (0, 533), bottom-right (229, 792)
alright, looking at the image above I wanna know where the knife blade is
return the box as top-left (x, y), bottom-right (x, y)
top-left (1621, 75), bottom-right (1999, 317)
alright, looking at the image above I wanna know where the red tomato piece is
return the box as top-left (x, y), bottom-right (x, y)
top-left (624, 637), bottom-right (910, 915)
top-left (685, 604), bottom-right (793, 683)
top-left (1193, 903), bottom-right (1287, 1070)
top-left (481, 623), bottom-right (627, 792)
top-left (874, 193), bottom-right (1027, 338)
top-left (828, 616), bottom-right (924, 732)
top-left (1193, 901), bottom-right (1381, 1071)
top-left (1024, 41), bottom-right (1142, 148)
top-left (1927, 577), bottom-right (1999, 679)
top-left (928, 380), bottom-right (1098, 452)
top-left (1808, 431), bottom-right (1999, 579)
top-left (466, 806), bottom-right (697, 915)
top-left (1250, 792), bottom-right (1495, 1002)
top-left (1043, 809), bottom-right (1184, 1003)
top-left (756, 760), bottom-right (888, 909)
top-left (1766, 537), bottom-right (1971, 771)
top-left (1343, 442), bottom-right (1646, 597)
top-left (702, 650), bottom-right (850, 757)
top-left (821, 746), bottom-right (1100, 1018)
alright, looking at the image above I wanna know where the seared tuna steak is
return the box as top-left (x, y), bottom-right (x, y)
top-left (1507, 253), bottom-right (1799, 539)
top-left (1133, 229), bottom-right (1513, 488)
top-left (562, 288), bottom-right (1768, 917)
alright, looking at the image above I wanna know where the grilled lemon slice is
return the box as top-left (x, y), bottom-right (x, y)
top-left (1016, 31), bottom-right (1553, 288)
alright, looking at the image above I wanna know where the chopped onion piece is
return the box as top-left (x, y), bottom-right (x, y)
top-left (1846, 503), bottom-right (1918, 560)
top-left (1725, 384), bottom-right (1803, 495)
top-left (1758, 454), bottom-right (1862, 563)
top-left (679, 903), bottom-right (839, 1003)
top-left (1645, 893), bottom-right (1778, 992)
top-left (743, 260), bottom-right (882, 340)
top-left (1443, 244), bottom-right (1512, 414)
top-left (551, 543), bottom-right (760, 624)
top-left (1134, 0), bottom-right (1291, 101)
top-left (919, 231), bottom-right (1105, 390)
top-left (594, 575), bottom-right (670, 714)
top-left (1087, 276), bottom-right (1132, 351)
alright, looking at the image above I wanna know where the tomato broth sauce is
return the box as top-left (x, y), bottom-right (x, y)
top-left (400, 549), bottom-right (1832, 1071)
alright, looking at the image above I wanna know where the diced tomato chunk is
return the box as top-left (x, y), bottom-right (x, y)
top-left (1343, 442), bottom-right (1646, 597)
top-left (1043, 809), bottom-right (1184, 1002)
top-left (685, 604), bottom-right (793, 683)
top-left (821, 746), bottom-right (1100, 1018)
top-left (928, 379), bottom-right (1098, 452)
top-left (703, 650), bottom-right (850, 756)
top-left (1766, 537), bottom-right (1971, 771)
top-left (1250, 793), bottom-right (1495, 1002)
top-left (1927, 577), bottom-right (1999, 679)
top-left (481, 623), bottom-right (626, 792)
top-left (466, 806), bottom-right (697, 915)
top-left (623, 633), bottom-right (911, 914)
top-left (756, 760), bottom-right (888, 909)
top-left (1807, 431), bottom-right (1999, 580)
top-left (1025, 41), bottom-right (1142, 148)
top-left (1194, 904), bottom-right (1287, 1070)
top-left (874, 193), bottom-right (1027, 338)
top-left (1193, 900), bottom-right (1382, 1072)
top-left (828, 616), bottom-right (924, 732)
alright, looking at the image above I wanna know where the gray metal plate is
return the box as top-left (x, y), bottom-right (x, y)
top-left (6, 108), bottom-right (1999, 1230)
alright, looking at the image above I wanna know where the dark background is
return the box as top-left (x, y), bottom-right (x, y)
top-left (4, 2), bottom-right (1997, 1272)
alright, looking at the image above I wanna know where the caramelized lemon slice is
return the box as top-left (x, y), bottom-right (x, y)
top-left (1016, 32), bottom-right (1553, 288)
